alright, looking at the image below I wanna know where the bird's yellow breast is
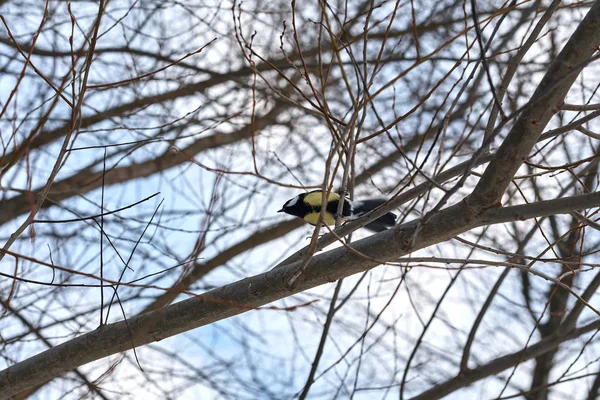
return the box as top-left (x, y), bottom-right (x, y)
top-left (304, 211), bottom-right (336, 226)
top-left (304, 191), bottom-right (340, 206)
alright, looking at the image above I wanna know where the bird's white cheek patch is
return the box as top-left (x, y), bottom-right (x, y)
top-left (285, 196), bottom-right (299, 208)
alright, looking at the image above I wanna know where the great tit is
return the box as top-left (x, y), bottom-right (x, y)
top-left (277, 190), bottom-right (397, 232)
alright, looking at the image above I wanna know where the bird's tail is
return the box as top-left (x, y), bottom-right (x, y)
top-left (352, 199), bottom-right (397, 232)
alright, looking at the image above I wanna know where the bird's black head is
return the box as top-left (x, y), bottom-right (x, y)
top-left (278, 193), bottom-right (307, 218)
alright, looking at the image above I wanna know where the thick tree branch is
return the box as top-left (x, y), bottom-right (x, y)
top-left (468, 0), bottom-right (600, 210)
top-left (410, 318), bottom-right (600, 400)
top-left (1, 192), bottom-right (600, 397)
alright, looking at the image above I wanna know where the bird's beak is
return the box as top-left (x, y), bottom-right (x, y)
top-left (277, 209), bottom-right (284, 213)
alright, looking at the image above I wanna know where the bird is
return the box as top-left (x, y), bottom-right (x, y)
top-left (277, 190), bottom-right (397, 232)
